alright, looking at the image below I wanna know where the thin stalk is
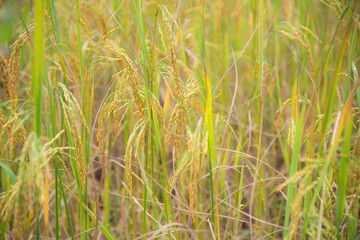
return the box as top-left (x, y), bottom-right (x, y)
top-left (200, 1), bottom-right (218, 238)
top-left (344, 22), bottom-right (358, 102)
top-left (32, 1), bottom-right (45, 238)
top-left (142, 127), bottom-right (150, 236)
top-left (335, 110), bottom-right (352, 228)
top-left (32, 0), bottom-right (45, 137)
top-left (45, 68), bottom-right (59, 238)
top-left (234, 149), bottom-right (244, 237)
top-left (283, 79), bottom-right (305, 238)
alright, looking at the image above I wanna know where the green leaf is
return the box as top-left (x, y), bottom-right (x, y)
top-left (352, 62), bottom-right (358, 81)
top-left (0, 162), bottom-right (17, 185)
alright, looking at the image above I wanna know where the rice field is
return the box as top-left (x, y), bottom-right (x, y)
top-left (0, 0), bottom-right (360, 239)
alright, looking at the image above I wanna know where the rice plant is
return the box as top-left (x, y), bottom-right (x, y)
top-left (0, 0), bottom-right (360, 239)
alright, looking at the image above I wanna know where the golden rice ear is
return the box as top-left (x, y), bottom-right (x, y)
top-left (284, 0), bottom-right (292, 22)
top-left (97, 100), bottom-right (114, 164)
top-left (9, 26), bottom-right (34, 81)
top-left (56, 83), bottom-right (88, 186)
top-left (185, 73), bottom-right (199, 91)
top-left (96, 47), bottom-right (141, 165)
top-left (124, 119), bottom-right (147, 200)
top-left (97, 112), bottom-right (105, 164)
top-left (286, 181), bottom-right (306, 239)
top-left (158, 5), bottom-right (191, 162)
top-left (0, 26), bottom-right (35, 109)
top-left (103, 42), bottom-right (145, 117)
top-left (159, 5), bottom-right (181, 96)
top-left (0, 105), bottom-right (27, 156)
top-left (0, 55), bottom-right (12, 106)
top-left (167, 119), bottom-right (202, 209)
top-left (279, 22), bottom-right (319, 88)
top-left (97, 92), bottom-right (130, 164)
top-left (86, 3), bottom-right (108, 35)
top-left (0, 109), bottom-right (5, 152)
top-left (320, 0), bottom-right (345, 22)
top-left (0, 54), bottom-right (8, 81)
